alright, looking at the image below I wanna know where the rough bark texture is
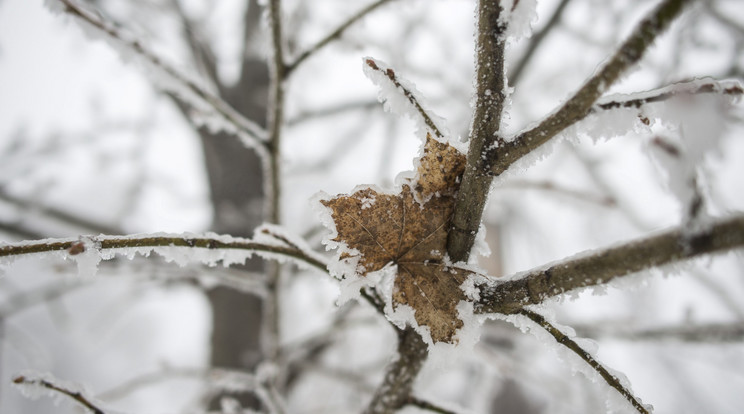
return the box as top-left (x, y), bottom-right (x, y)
top-left (448, 0), bottom-right (507, 263)
top-left (363, 327), bottom-right (428, 414)
top-left (476, 215), bottom-right (744, 315)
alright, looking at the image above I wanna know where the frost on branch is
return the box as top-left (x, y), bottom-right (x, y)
top-left (319, 134), bottom-right (474, 343)
top-left (45, 0), bottom-right (265, 148)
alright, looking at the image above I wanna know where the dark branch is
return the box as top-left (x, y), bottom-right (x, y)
top-left (287, 0), bottom-right (397, 75)
top-left (591, 78), bottom-right (743, 112)
top-left (448, 0), bottom-right (508, 262)
top-left (476, 214), bottom-right (744, 315)
top-left (518, 309), bottom-right (649, 414)
top-left (407, 397), bottom-right (461, 414)
top-left (13, 375), bottom-right (106, 414)
top-left (364, 327), bottom-right (428, 414)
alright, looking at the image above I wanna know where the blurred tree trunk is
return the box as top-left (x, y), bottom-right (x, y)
top-left (192, 2), bottom-right (270, 408)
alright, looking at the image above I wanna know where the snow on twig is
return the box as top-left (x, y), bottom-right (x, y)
top-left (363, 58), bottom-right (448, 141)
top-left (49, 0), bottom-right (266, 148)
top-left (516, 309), bottom-right (650, 414)
top-left (13, 372), bottom-right (107, 414)
top-left (0, 233), bottom-right (328, 276)
top-left (592, 78), bottom-right (744, 112)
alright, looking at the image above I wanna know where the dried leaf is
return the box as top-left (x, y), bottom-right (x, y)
top-left (321, 135), bottom-right (469, 343)
top-left (415, 134), bottom-right (466, 199)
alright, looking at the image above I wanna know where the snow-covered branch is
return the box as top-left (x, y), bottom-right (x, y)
top-left (489, 0), bottom-right (693, 177)
top-left (592, 78), bottom-right (744, 113)
top-left (448, 0), bottom-right (509, 262)
top-left (0, 233), bottom-right (328, 274)
top-left (51, 0), bottom-right (266, 147)
top-left (518, 309), bottom-right (650, 414)
top-left (476, 214), bottom-right (744, 315)
top-left (13, 372), bottom-right (107, 414)
top-left (363, 58), bottom-right (447, 140)
top-left (406, 397), bottom-right (461, 414)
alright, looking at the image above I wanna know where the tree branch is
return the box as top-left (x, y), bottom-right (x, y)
top-left (54, 0), bottom-right (266, 146)
top-left (448, 0), bottom-right (508, 263)
top-left (0, 189), bottom-right (122, 236)
top-left (286, 0), bottom-right (397, 75)
top-left (591, 78), bottom-right (744, 112)
top-left (0, 233), bottom-right (328, 273)
top-left (407, 396), bottom-right (460, 414)
top-left (364, 327), bottom-right (428, 414)
top-left (476, 214), bottom-right (744, 315)
top-left (363, 58), bottom-right (446, 140)
top-left (267, 0), bottom-right (287, 225)
top-left (488, 0), bottom-right (692, 177)
top-left (13, 374), bottom-right (106, 414)
top-left (510, 0), bottom-right (572, 86)
top-left (518, 309), bottom-right (649, 414)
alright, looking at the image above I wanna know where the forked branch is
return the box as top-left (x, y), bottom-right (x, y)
top-left (488, 0), bottom-right (692, 176)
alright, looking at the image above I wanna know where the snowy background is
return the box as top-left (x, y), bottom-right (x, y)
top-left (1, 0), bottom-right (744, 413)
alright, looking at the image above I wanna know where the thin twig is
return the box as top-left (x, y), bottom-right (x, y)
top-left (0, 233), bottom-right (328, 273)
top-left (496, 179), bottom-right (616, 207)
top-left (286, 0), bottom-right (397, 75)
top-left (475, 213), bottom-right (744, 315)
top-left (510, 0), bottom-right (572, 86)
top-left (55, 0), bottom-right (266, 146)
top-left (574, 321), bottom-right (744, 342)
top-left (592, 78), bottom-right (744, 112)
top-left (407, 396), bottom-right (461, 414)
top-left (0, 189), bottom-right (122, 235)
top-left (13, 374), bottom-right (107, 414)
top-left (517, 309), bottom-right (649, 414)
top-left (363, 58), bottom-right (446, 140)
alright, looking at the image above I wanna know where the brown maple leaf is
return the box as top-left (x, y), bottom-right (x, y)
top-left (321, 134), bottom-right (470, 343)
